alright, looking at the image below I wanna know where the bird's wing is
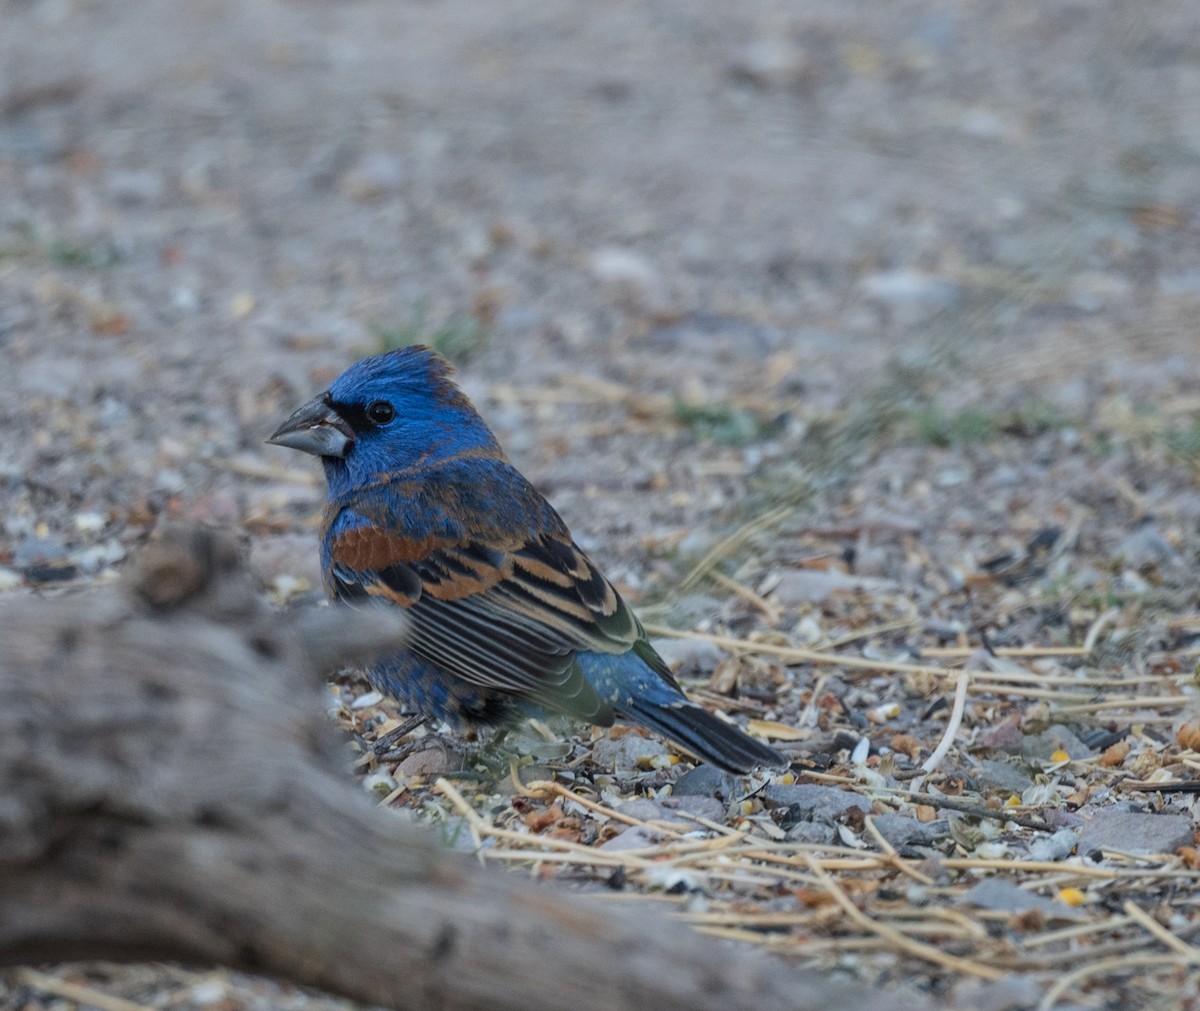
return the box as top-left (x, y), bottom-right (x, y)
top-left (323, 475), bottom-right (649, 721)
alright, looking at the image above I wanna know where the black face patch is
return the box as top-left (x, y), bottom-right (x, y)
top-left (327, 396), bottom-right (380, 435)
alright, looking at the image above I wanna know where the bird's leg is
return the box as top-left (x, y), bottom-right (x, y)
top-left (371, 712), bottom-right (428, 757)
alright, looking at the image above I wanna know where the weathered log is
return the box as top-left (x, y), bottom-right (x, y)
top-left (0, 527), bottom-right (924, 1010)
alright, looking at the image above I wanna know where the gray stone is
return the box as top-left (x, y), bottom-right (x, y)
top-left (871, 813), bottom-right (948, 848)
top-left (1114, 523), bottom-right (1179, 569)
top-left (617, 795), bottom-right (725, 827)
top-left (13, 535), bottom-right (69, 568)
top-left (784, 822), bottom-right (837, 845)
top-left (1041, 808), bottom-right (1084, 831)
top-left (617, 799), bottom-right (665, 823)
top-left (1077, 809), bottom-right (1195, 858)
top-left (1020, 724), bottom-right (1094, 762)
top-left (591, 735), bottom-right (671, 770)
top-left (396, 745), bottom-right (461, 778)
top-left (763, 784), bottom-right (867, 826)
top-left (960, 878), bottom-right (1084, 919)
top-left (974, 759), bottom-right (1034, 794)
top-left (978, 714), bottom-right (1024, 754)
top-left (659, 795), bottom-right (725, 825)
top-left (671, 764), bottom-right (739, 801)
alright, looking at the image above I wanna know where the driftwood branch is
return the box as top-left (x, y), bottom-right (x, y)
top-left (0, 527), bottom-right (925, 1010)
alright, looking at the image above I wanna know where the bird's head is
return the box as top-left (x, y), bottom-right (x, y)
top-left (266, 345), bottom-right (500, 493)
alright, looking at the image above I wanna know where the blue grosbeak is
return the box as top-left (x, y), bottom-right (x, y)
top-left (267, 346), bottom-right (785, 773)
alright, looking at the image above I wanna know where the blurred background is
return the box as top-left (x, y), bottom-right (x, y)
top-left (4, 1), bottom-right (1200, 1006)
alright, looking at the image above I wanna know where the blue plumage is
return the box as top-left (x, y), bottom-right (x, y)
top-left (268, 346), bottom-right (785, 773)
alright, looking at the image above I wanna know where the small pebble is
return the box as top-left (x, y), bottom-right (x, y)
top-left (1077, 809), bottom-right (1194, 857)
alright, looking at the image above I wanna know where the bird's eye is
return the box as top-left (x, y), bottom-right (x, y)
top-left (366, 401), bottom-right (396, 425)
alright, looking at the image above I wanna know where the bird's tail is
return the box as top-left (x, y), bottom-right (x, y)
top-left (621, 697), bottom-right (788, 774)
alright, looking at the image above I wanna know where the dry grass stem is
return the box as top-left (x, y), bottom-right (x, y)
top-left (920, 671), bottom-right (970, 775)
top-left (1036, 954), bottom-right (1193, 1010)
top-left (13, 970), bottom-right (158, 1011)
top-left (1121, 901), bottom-right (1200, 960)
top-left (802, 856), bottom-right (1006, 981)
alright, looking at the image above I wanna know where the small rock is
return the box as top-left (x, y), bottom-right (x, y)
top-left (784, 822), bottom-right (836, 845)
top-left (73, 511), bottom-right (108, 533)
top-left (1117, 569), bottom-right (1150, 593)
top-left (13, 535), bottom-right (69, 569)
top-left (763, 784), bottom-right (866, 827)
top-left (1114, 522), bottom-right (1179, 569)
top-left (1041, 808), bottom-right (1084, 831)
top-left (671, 763), bottom-right (739, 801)
top-left (618, 795), bottom-right (726, 827)
top-left (591, 734), bottom-right (671, 770)
top-left (650, 637), bottom-right (724, 677)
top-left (397, 745), bottom-right (460, 778)
top-left (978, 714), bottom-right (1024, 754)
top-left (660, 795), bottom-right (725, 825)
top-left (871, 813), bottom-right (948, 848)
top-left (974, 759), bottom-right (1034, 794)
top-left (960, 878), bottom-right (1084, 919)
top-left (1077, 809), bottom-right (1194, 857)
top-left (1020, 724), bottom-right (1093, 762)
top-left (617, 799), bottom-right (665, 823)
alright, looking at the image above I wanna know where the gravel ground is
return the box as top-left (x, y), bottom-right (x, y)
top-left (2, 1), bottom-right (1200, 1008)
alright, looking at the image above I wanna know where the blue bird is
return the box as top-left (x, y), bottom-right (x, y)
top-left (267, 346), bottom-right (786, 773)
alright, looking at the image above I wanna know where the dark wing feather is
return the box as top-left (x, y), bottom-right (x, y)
top-left (328, 524), bottom-right (644, 722)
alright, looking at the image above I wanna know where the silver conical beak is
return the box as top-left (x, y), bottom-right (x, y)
top-left (266, 393), bottom-right (354, 459)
